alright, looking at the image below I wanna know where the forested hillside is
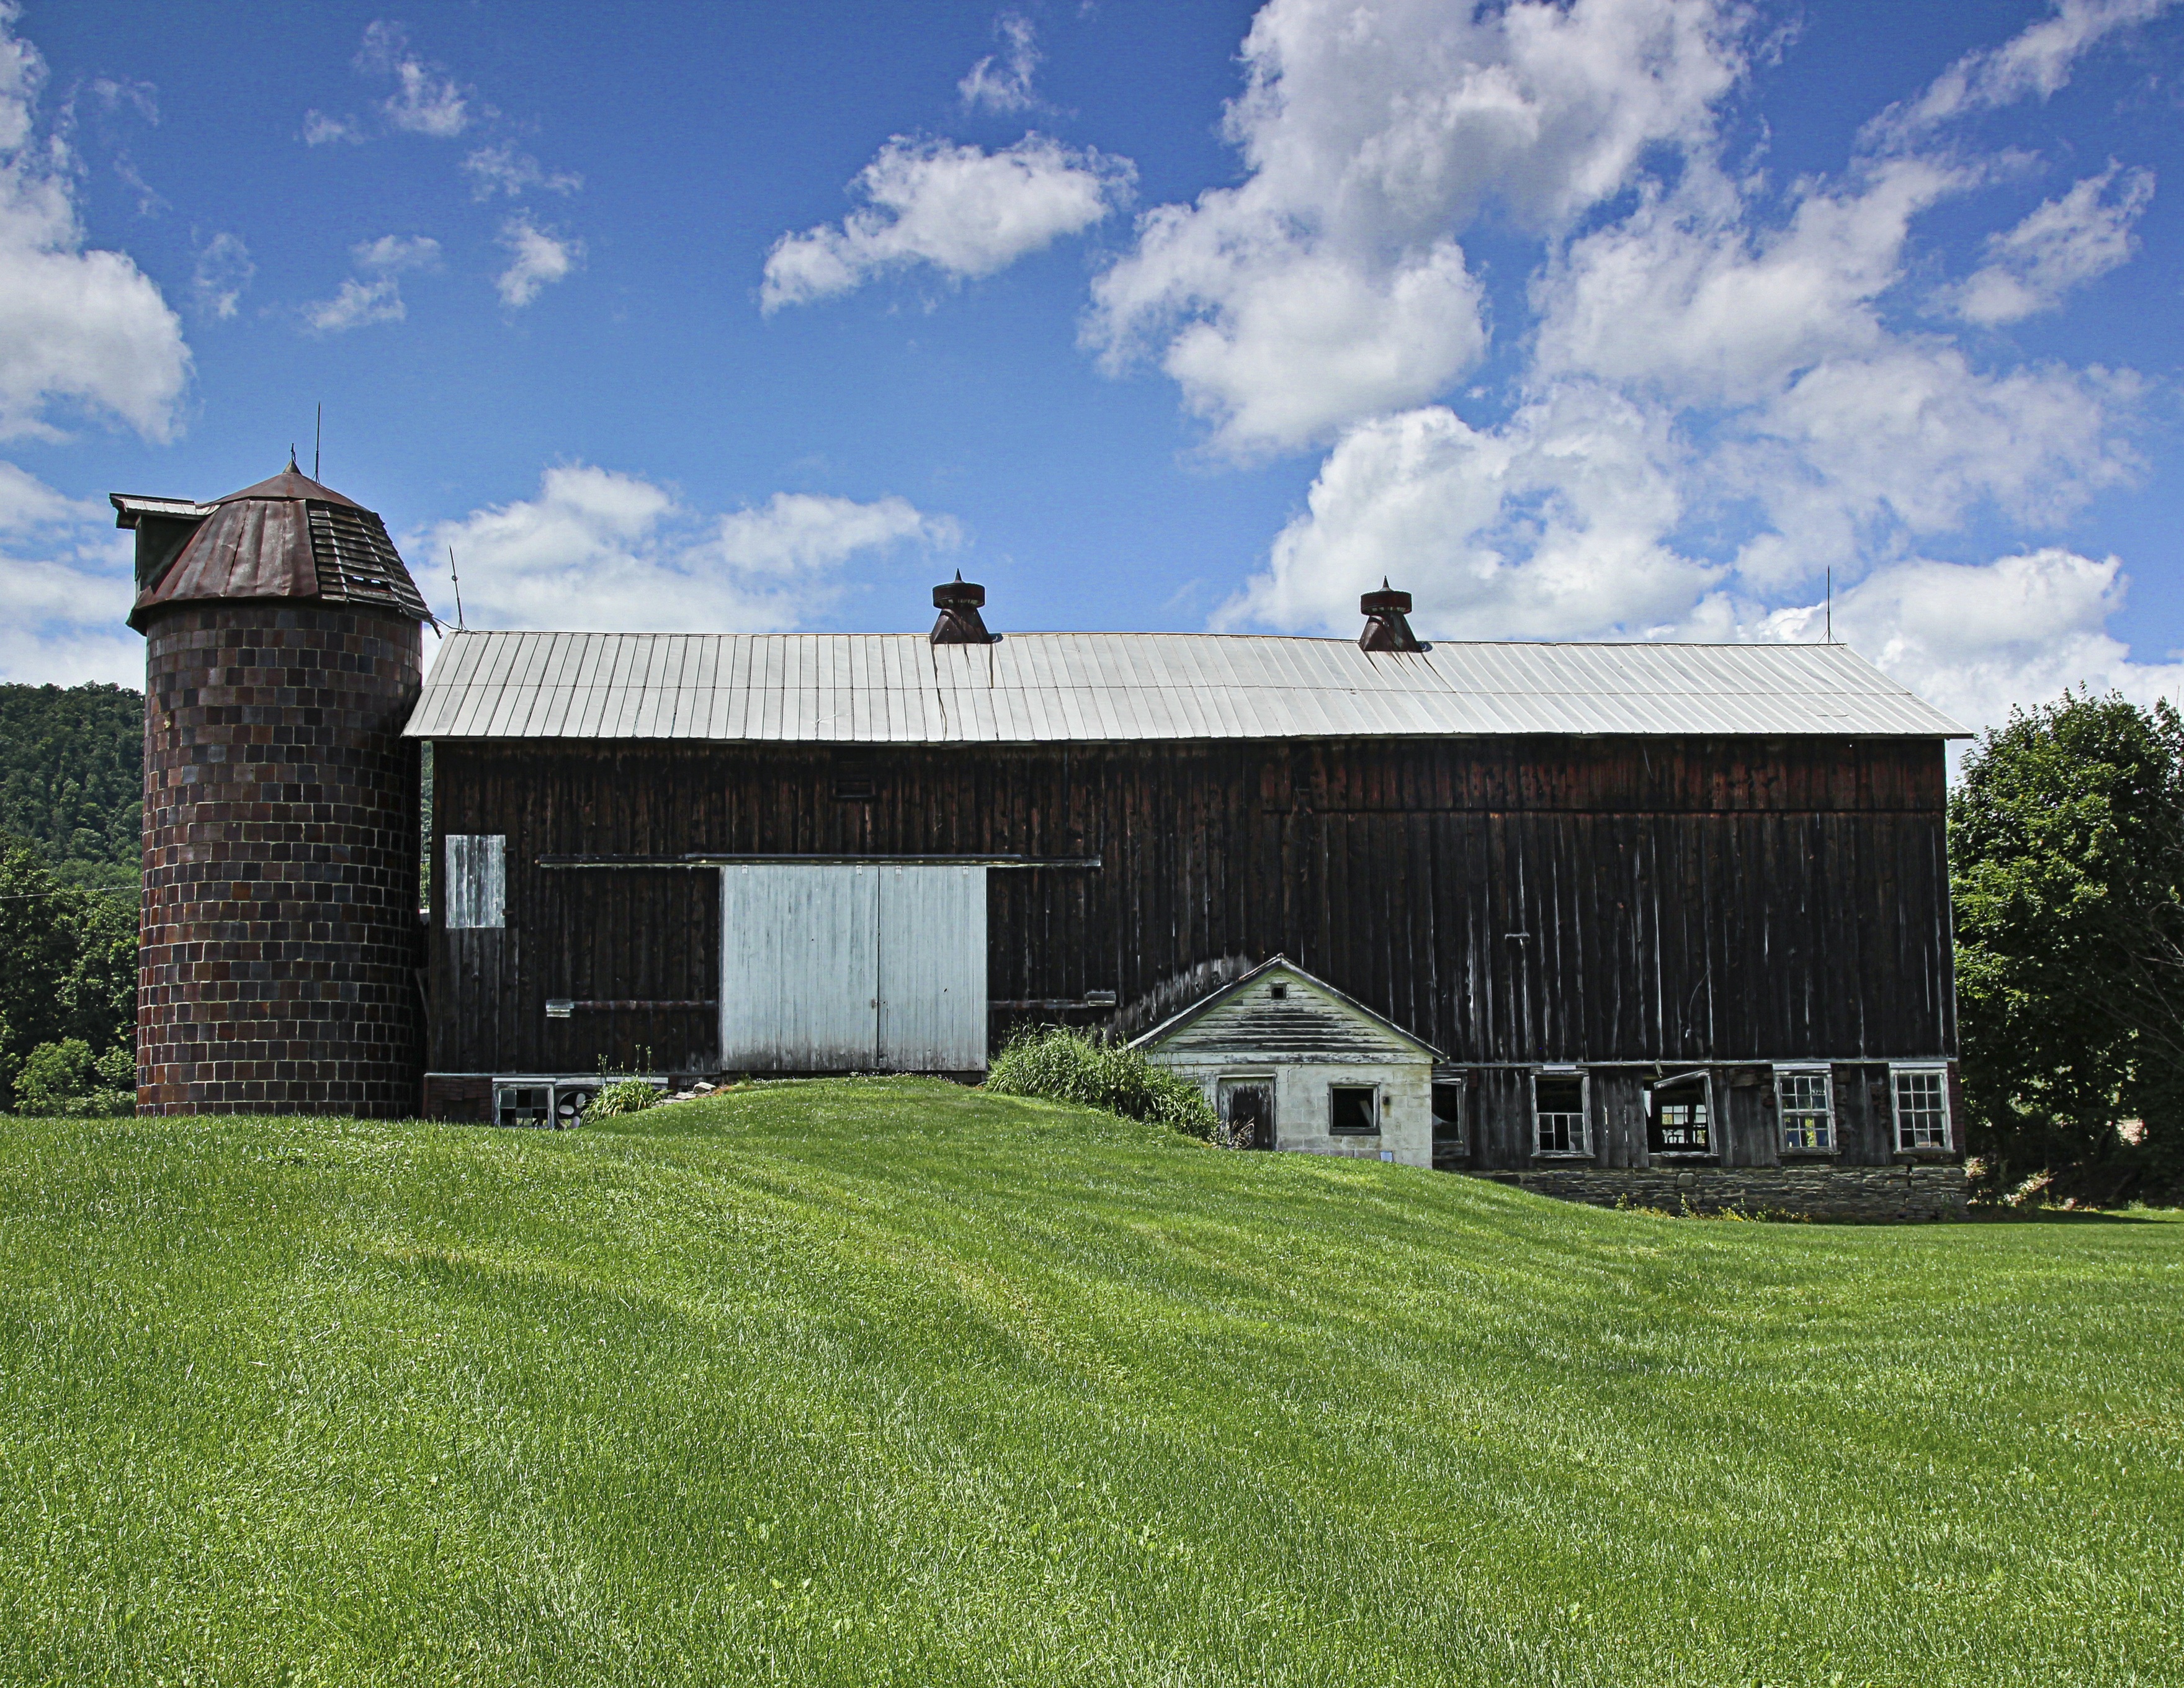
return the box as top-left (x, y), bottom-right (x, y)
top-left (0, 684), bottom-right (143, 889)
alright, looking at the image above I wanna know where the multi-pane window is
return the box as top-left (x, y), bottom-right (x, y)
top-left (1534, 1072), bottom-right (1588, 1155)
top-left (1778, 1067), bottom-right (1834, 1152)
top-left (1893, 1067), bottom-right (1951, 1151)
top-left (1648, 1078), bottom-right (1710, 1154)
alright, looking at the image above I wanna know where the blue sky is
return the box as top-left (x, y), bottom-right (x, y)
top-left (2, 0), bottom-right (2182, 730)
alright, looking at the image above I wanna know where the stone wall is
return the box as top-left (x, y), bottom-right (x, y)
top-left (139, 601), bottom-right (423, 1116)
top-left (1479, 1162), bottom-right (1968, 1221)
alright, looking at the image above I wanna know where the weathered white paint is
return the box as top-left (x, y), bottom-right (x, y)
top-left (878, 864), bottom-right (987, 1071)
top-left (718, 863), bottom-right (987, 1072)
top-left (1134, 961), bottom-right (1435, 1167)
top-left (444, 834), bottom-right (505, 930)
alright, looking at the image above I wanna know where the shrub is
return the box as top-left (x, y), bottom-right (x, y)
top-left (14, 1038), bottom-right (134, 1117)
top-left (582, 1079), bottom-right (661, 1125)
top-left (985, 1027), bottom-right (1220, 1143)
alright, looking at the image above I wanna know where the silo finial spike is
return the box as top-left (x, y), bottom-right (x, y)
top-left (289, 444), bottom-right (298, 471)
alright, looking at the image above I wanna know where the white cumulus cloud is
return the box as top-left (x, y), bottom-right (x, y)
top-left (0, 6), bottom-right (189, 442)
top-left (411, 466), bottom-right (962, 632)
top-left (496, 215), bottom-right (580, 307)
top-left (463, 142), bottom-right (581, 199)
top-left (959, 13), bottom-right (1042, 114)
top-left (356, 20), bottom-right (471, 138)
top-left (0, 459), bottom-right (140, 686)
top-left (302, 233), bottom-right (441, 334)
top-left (1945, 163), bottom-right (2154, 326)
top-left (762, 133), bottom-right (1132, 312)
top-left (189, 231), bottom-right (254, 321)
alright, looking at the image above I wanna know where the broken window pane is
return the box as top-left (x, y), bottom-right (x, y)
top-left (1330, 1085), bottom-right (1378, 1135)
top-left (1649, 1080), bottom-right (1710, 1154)
top-left (1534, 1074), bottom-right (1586, 1155)
top-left (1779, 1069), bottom-right (1833, 1152)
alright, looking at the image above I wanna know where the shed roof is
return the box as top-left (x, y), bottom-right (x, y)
top-left (404, 628), bottom-right (1967, 743)
top-left (1130, 956), bottom-right (1441, 1061)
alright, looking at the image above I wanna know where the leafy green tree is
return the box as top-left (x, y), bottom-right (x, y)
top-left (0, 835), bottom-right (136, 1110)
top-left (1950, 694), bottom-right (2184, 1199)
top-left (0, 683), bottom-right (144, 890)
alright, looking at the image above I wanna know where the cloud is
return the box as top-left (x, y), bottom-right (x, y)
top-left (0, 459), bottom-right (140, 686)
top-left (356, 20), bottom-right (471, 138)
top-left (1945, 163), bottom-right (2154, 325)
top-left (960, 13), bottom-right (1042, 114)
top-left (302, 109), bottom-right (365, 146)
top-left (1873, 0), bottom-right (2180, 141)
top-left (301, 233), bottom-right (441, 333)
top-left (189, 230), bottom-right (253, 321)
top-left (1085, 0), bottom-right (1751, 455)
top-left (762, 133), bottom-right (1132, 311)
top-left (411, 465), bottom-right (961, 632)
top-left (0, 7), bottom-right (189, 442)
top-left (462, 142), bottom-right (581, 199)
top-left (496, 215), bottom-right (580, 306)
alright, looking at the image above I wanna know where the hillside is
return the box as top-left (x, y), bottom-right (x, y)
top-left (0, 1082), bottom-right (2176, 1686)
top-left (0, 682), bottom-right (143, 889)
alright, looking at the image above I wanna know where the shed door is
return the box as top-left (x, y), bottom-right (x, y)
top-left (718, 864), bottom-right (988, 1072)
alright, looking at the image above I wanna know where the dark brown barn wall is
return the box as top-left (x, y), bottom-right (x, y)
top-left (141, 602), bottom-right (423, 1115)
top-left (424, 735), bottom-right (1953, 1125)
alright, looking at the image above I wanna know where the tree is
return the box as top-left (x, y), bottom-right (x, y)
top-left (1950, 693), bottom-right (2184, 1200)
top-left (0, 834), bottom-right (136, 1110)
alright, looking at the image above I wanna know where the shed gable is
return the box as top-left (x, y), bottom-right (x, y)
top-left (1142, 969), bottom-right (1428, 1064)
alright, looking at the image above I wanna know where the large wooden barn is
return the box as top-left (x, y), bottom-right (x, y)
top-left (407, 581), bottom-right (1971, 1220)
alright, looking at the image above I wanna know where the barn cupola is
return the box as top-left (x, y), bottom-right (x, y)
top-left (1359, 580), bottom-right (1422, 652)
top-left (931, 572), bottom-right (993, 644)
top-left (120, 459), bottom-right (433, 1119)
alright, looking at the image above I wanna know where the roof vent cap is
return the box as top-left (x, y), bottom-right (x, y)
top-left (1359, 578), bottom-right (1421, 653)
top-left (931, 572), bottom-right (993, 645)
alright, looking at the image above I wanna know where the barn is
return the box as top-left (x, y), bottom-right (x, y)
top-left (406, 578), bottom-right (1972, 1220)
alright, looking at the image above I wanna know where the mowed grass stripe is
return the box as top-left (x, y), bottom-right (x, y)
top-left (0, 1079), bottom-right (2176, 1686)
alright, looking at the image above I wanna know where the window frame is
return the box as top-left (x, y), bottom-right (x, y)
top-left (1775, 1064), bottom-right (1836, 1156)
top-left (1645, 1069), bottom-right (1716, 1159)
top-left (1531, 1067), bottom-right (1591, 1158)
top-left (1890, 1064), bottom-right (1953, 1153)
top-left (1328, 1082), bottom-right (1381, 1137)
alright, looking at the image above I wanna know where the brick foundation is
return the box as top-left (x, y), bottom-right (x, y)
top-left (138, 602), bottom-right (423, 1116)
top-left (1480, 1162), bottom-right (1968, 1221)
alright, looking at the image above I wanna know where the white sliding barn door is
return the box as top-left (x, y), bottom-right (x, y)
top-left (878, 865), bottom-right (988, 1072)
top-left (718, 863), bottom-right (988, 1072)
top-left (719, 865), bottom-right (879, 1071)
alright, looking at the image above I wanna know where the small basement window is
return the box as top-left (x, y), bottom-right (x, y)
top-left (1329, 1085), bottom-right (1379, 1135)
top-left (1892, 1066), bottom-right (1951, 1151)
top-left (1533, 1071), bottom-right (1588, 1156)
top-left (1648, 1074), bottom-right (1711, 1155)
top-left (1777, 1067), bottom-right (1834, 1152)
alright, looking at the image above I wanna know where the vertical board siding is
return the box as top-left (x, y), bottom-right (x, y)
top-left (720, 864), bottom-right (880, 1071)
top-left (444, 835), bottom-right (505, 929)
top-left (427, 734), bottom-right (1953, 1157)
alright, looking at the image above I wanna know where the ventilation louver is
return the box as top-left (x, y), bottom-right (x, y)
top-left (308, 501), bottom-right (432, 621)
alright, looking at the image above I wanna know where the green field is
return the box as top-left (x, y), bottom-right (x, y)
top-left (0, 1081), bottom-right (2178, 1686)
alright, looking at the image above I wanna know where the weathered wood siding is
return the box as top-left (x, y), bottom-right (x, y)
top-left (424, 734), bottom-right (1954, 1160)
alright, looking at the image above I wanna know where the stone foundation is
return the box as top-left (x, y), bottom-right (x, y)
top-left (1480, 1162), bottom-right (1968, 1222)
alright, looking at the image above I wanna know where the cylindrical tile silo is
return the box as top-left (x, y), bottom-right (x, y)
top-left (119, 462), bottom-right (434, 1115)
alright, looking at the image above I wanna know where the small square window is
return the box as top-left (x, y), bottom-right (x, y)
top-left (1777, 1067), bottom-right (1834, 1152)
top-left (1893, 1067), bottom-right (1951, 1151)
top-left (1268, 981), bottom-right (1289, 1000)
top-left (1330, 1085), bottom-right (1379, 1135)
top-left (1534, 1072), bottom-right (1588, 1155)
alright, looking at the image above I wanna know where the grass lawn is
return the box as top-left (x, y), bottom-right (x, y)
top-left (0, 1080), bottom-right (2178, 1686)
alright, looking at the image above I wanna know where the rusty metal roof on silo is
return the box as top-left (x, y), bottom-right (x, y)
top-left (125, 465), bottom-right (433, 630)
top-left (403, 629), bottom-right (1968, 742)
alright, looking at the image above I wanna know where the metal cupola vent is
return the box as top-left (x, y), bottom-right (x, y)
top-left (123, 459), bottom-right (432, 632)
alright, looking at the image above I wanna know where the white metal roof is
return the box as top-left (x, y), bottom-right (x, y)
top-left (404, 629), bottom-right (1968, 743)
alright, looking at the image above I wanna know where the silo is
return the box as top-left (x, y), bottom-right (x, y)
top-left (116, 463), bottom-right (434, 1116)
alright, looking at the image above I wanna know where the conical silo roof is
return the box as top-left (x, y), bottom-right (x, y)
top-left (128, 462), bottom-right (434, 630)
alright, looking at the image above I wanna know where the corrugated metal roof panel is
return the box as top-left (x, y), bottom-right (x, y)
top-left (405, 629), bottom-right (1968, 742)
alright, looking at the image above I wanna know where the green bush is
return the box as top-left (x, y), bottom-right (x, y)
top-left (985, 1027), bottom-right (1220, 1142)
top-left (14, 1038), bottom-right (134, 1117)
top-left (582, 1079), bottom-right (661, 1125)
